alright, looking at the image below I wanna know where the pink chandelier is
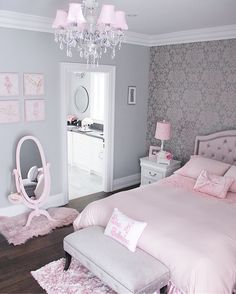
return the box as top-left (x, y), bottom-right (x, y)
top-left (52, 0), bottom-right (128, 66)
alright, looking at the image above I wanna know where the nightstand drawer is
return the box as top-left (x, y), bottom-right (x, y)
top-left (141, 176), bottom-right (157, 186)
top-left (142, 167), bottom-right (163, 180)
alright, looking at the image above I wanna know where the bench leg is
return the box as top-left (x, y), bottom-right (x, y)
top-left (64, 251), bottom-right (72, 271)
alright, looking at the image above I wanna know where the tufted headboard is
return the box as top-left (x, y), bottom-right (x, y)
top-left (194, 130), bottom-right (236, 165)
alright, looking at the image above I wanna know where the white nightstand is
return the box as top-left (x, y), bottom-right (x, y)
top-left (140, 157), bottom-right (181, 186)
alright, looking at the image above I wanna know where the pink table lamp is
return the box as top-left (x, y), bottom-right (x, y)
top-left (155, 120), bottom-right (171, 152)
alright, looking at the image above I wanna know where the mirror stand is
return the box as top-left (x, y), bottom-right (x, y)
top-left (10, 136), bottom-right (55, 227)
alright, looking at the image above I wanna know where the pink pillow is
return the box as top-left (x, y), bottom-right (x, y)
top-left (194, 170), bottom-right (234, 198)
top-left (175, 155), bottom-right (230, 179)
top-left (104, 208), bottom-right (147, 252)
top-left (224, 166), bottom-right (236, 193)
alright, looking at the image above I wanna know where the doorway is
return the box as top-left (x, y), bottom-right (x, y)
top-left (60, 63), bottom-right (116, 203)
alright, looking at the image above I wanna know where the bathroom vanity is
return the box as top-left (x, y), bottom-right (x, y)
top-left (67, 127), bottom-right (104, 176)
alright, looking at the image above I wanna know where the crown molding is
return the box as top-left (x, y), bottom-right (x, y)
top-left (0, 10), bottom-right (236, 47)
top-left (147, 24), bottom-right (236, 46)
top-left (0, 10), bottom-right (52, 33)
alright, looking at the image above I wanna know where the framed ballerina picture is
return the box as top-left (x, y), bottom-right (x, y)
top-left (25, 99), bottom-right (45, 122)
top-left (0, 73), bottom-right (19, 96)
top-left (0, 100), bottom-right (20, 123)
top-left (24, 73), bottom-right (44, 96)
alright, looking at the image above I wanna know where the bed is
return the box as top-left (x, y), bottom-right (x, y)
top-left (73, 130), bottom-right (236, 294)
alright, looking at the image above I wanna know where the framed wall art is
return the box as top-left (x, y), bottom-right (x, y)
top-left (0, 100), bottom-right (20, 123)
top-left (0, 73), bottom-right (19, 96)
top-left (127, 86), bottom-right (136, 105)
top-left (25, 99), bottom-right (45, 122)
top-left (24, 73), bottom-right (44, 96)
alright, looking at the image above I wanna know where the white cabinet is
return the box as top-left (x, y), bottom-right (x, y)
top-left (67, 131), bottom-right (104, 175)
top-left (140, 157), bottom-right (181, 186)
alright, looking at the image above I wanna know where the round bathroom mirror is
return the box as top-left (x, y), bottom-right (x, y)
top-left (74, 86), bottom-right (89, 113)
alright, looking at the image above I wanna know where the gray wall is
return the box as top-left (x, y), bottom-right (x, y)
top-left (0, 27), bottom-right (149, 208)
top-left (147, 39), bottom-right (236, 163)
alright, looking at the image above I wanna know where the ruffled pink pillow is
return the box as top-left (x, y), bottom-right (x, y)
top-left (224, 166), bottom-right (236, 193)
top-left (194, 170), bottom-right (234, 199)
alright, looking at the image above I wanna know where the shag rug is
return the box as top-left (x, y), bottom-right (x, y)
top-left (0, 207), bottom-right (78, 245)
top-left (31, 258), bottom-right (116, 294)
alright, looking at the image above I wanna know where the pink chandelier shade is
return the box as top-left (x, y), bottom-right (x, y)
top-left (52, 10), bottom-right (68, 29)
top-left (155, 121), bottom-right (171, 141)
top-left (97, 5), bottom-right (115, 25)
top-left (67, 3), bottom-right (86, 25)
top-left (112, 11), bottom-right (128, 30)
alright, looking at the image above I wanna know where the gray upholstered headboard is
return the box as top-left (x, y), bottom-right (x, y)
top-left (194, 130), bottom-right (236, 165)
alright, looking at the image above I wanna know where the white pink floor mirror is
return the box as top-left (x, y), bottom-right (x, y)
top-left (10, 135), bottom-right (55, 227)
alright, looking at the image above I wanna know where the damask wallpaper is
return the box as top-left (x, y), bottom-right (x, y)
top-left (147, 39), bottom-right (236, 163)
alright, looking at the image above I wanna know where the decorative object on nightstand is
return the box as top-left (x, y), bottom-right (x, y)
top-left (140, 156), bottom-right (181, 186)
top-left (155, 120), bottom-right (172, 165)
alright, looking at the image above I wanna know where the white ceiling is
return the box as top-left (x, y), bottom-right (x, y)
top-left (0, 0), bottom-right (236, 35)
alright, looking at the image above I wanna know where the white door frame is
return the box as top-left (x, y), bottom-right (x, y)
top-left (60, 62), bottom-right (116, 204)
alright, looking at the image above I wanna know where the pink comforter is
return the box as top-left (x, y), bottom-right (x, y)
top-left (74, 175), bottom-right (236, 294)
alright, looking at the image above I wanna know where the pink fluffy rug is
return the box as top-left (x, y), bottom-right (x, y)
top-left (0, 207), bottom-right (78, 245)
top-left (31, 258), bottom-right (116, 294)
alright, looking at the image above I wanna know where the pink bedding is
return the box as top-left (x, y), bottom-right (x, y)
top-left (74, 174), bottom-right (236, 294)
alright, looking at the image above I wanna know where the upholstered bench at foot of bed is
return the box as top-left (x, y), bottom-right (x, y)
top-left (63, 226), bottom-right (170, 294)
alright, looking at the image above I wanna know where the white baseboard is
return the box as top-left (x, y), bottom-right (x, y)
top-left (0, 193), bottom-right (67, 217)
top-left (113, 173), bottom-right (141, 191)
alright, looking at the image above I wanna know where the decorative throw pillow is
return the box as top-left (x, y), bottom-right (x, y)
top-left (175, 155), bottom-right (230, 179)
top-left (27, 166), bottom-right (38, 182)
top-left (224, 165), bottom-right (236, 193)
top-left (104, 208), bottom-right (147, 252)
top-left (194, 170), bottom-right (234, 199)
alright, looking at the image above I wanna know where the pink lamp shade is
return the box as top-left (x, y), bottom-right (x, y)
top-left (97, 4), bottom-right (115, 25)
top-left (52, 10), bottom-right (68, 29)
top-left (67, 3), bottom-right (86, 26)
top-left (112, 11), bottom-right (128, 30)
top-left (155, 121), bottom-right (171, 141)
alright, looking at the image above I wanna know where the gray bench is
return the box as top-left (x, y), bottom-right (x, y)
top-left (64, 226), bottom-right (170, 294)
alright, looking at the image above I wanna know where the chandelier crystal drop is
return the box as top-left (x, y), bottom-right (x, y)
top-left (52, 0), bottom-right (128, 66)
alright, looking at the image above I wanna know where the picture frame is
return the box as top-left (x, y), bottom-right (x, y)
top-left (0, 100), bottom-right (20, 123)
top-left (25, 99), bottom-right (45, 122)
top-left (127, 86), bottom-right (136, 105)
top-left (0, 73), bottom-right (19, 96)
top-left (23, 73), bottom-right (44, 96)
top-left (149, 145), bottom-right (161, 159)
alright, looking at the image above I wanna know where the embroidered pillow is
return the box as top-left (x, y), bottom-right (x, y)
top-left (224, 166), bottom-right (236, 193)
top-left (104, 208), bottom-right (147, 252)
top-left (194, 170), bottom-right (234, 198)
top-left (175, 155), bottom-right (230, 179)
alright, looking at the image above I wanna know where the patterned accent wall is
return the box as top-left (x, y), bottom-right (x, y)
top-left (147, 39), bottom-right (236, 163)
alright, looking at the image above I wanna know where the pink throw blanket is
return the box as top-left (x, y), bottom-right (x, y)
top-left (74, 175), bottom-right (236, 294)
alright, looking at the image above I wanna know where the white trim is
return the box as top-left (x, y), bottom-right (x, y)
top-left (113, 173), bottom-right (141, 191)
top-left (1, 10), bottom-right (236, 46)
top-left (0, 193), bottom-right (65, 217)
top-left (0, 10), bottom-right (52, 33)
top-left (148, 25), bottom-right (236, 47)
top-left (60, 63), bottom-right (115, 203)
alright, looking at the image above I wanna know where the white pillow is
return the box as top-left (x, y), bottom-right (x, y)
top-left (104, 208), bottom-right (147, 252)
top-left (27, 166), bottom-right (38, 182)
top-left (34, 174), bottom-right (44, 198)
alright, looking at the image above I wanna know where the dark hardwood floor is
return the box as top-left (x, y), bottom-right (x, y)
top-left (0, 186), bottom-right (137, 294)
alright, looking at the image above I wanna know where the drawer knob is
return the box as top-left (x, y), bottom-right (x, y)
top-left (149, 171), bottom-right (157, 177)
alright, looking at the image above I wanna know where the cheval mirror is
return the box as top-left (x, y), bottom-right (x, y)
top-left (10, 135), bottom-right (54, 227)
